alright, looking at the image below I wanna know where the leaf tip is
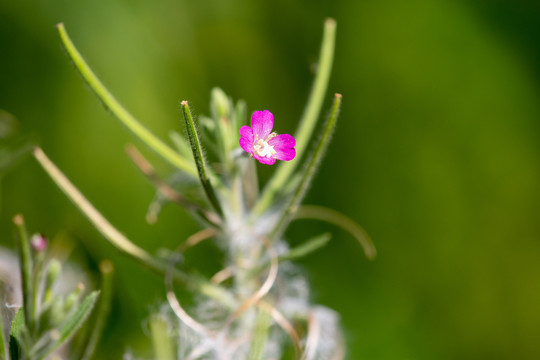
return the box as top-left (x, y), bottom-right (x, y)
top-left (325, 18), bottom-right (337, 28)
top-left (99, 260), bottom-right (114, 274)
top-left (12, 214), bottom-right (24, 226)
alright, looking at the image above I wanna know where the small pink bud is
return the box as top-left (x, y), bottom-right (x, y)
top-left (31, 233), bottom-right (48, 252)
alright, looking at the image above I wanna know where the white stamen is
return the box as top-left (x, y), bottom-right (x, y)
top-left (253, 132), bottom-right (277, 158)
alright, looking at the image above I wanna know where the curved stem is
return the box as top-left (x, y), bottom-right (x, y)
top-left (253, 18), bottom-right (337, 215)
top-left (270, 94), bottom-right (342, 240)
top-left (33, 147), bottom-right (232, 307)
top-left (56, 23), bottom-right (196, 177)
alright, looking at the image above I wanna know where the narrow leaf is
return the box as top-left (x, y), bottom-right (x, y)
top-left (270, 94), bottom-right (342, 240)
top-left (13, 215), bottom-right (34, 333)
top-left (295, 205), bottom-right (376, 260)
top-left (0, 305), bottom-right (7, 360)
top-left (34, 291), bottom-right (99, 360)
top-left (33, 147), bottom-right (233, 309)
top-left (9, 308), bottom-right (25, 360)
top-left (149, 315), bottom-right (176, 360)
top-left (254, 19), bottom-right (337, 215)
top-left (248, 307), bottom-right (272, 360)
top-left (251, 233), bottom-right (331, 277)
top-left (282, 233), bottom-right (332, 261)
top-left (56, 23), bottom-right (196, 177)
top-left (33, 147), bottom-right (172, 278)
top-left (180, 101), bottom-right (223, 216)
top-left (79, 261), bottom-right (114, 360)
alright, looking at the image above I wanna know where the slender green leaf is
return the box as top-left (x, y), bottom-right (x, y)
top-left (79, 261), bottom-right (114, 360)
top-left (0, 305), bottom-right (7, 360)
top-left (180, 101), bottom-right (223, 216)
top-left (33, 291), bottom-right (99, 360)
top-left (149, 315), bottom-right (176, 360)
top-left (9, 308), bottom-right (25, 360)
top-left (56, 23), bottom-right (196, 177)
top-left (33, 147), bottom-right (173, 278)
top-left (13, 215), bottom-right (34, 333)
top-left (251, 233), bottom-right (332, 278)
top-left (254, 18), bottom-right (337, 215)
top-left (282, 233), bottom-right (332, 261)
top-left (248, 307), bottom-right (272, 360)
top-left (270, 94), bottom-right (342, 240)
top-left (295, 205), bottom-right (377, 260)
top-left (33, 147), bottom-right (234, 309)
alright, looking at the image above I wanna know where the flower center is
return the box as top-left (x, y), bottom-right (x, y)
top-left (253, 132), bottom-right (277, 158)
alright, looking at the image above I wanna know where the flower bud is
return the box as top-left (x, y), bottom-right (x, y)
top-left (211, 87), bottom-right (230, 119)
top-left (30, 233), bottom-right (48, 252)
top-left (43, 259), bottom-right (62, 303)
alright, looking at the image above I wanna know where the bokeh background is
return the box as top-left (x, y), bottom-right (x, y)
top-left (1, 0), bottom-right (540, 358)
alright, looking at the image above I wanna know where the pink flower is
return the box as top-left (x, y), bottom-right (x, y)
top-left (239, 110), bottom-right (296, 165)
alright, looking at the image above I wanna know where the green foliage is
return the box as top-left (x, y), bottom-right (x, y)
top-left (8, 309), bottom-right (24, 360)
top-left (2, 1), bottom-right (540, 358)
top-left (28, 19), bottom-right (368, 359)
top-left (34, 291), bottom-right (99, 360)
top-left (6, 216), bottom-right (102, 360)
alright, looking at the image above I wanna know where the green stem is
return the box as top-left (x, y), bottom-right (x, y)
top-left (13, 215), bottom-right (35, 333)
top-left (270, 94), bottom-right (342, 240)
top-left (180, 101), bottom-right (223, 216)
top-left (248, 307), bottom-right (272, 360)
top-left (32, 147), bottom-right (234, 308)
top-left (79, 260), bottom-right (114, 360)
top-left (0, 303), bottom-right (7, 360)
top-left (56, 23), bottom-right (196, 177)
top-left (149, 315), bottom-right (176, 360)
top-left (253, 18), bottom-right (337, 215)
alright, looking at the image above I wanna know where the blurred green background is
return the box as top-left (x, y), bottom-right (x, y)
top-left (1, 0), bottom-right (540, 358)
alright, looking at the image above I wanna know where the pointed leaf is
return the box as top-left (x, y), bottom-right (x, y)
top-left (13, 215), bottom-right (34, 333)
top-left (250, 233), bottom-right (332, 278)
top-left (9, 308), bottom-right (25, 360)
top-left (270, 94), bottom-right (342, 240)
top-left (34, 291), bottom-right (99, 360)
top-left (56, 23), bottom-right (196, 177)
top-left (248, 307), bottom-right (272, 360)
top-left (0, 304), bottom-right (7, 360)
top-left (180, 101), bottom-right (223, 216)
top-left (254, 19), bottom-right (337, 215)
top-left (282, 233), bottom-right (332, 262)
top-left (79, 261), bottom-right (114, 360)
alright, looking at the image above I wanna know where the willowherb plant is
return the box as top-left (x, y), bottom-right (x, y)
top-left (28, 18), bottom-right (375, 359)
top-left (0, 215), bottom-right (112, 360)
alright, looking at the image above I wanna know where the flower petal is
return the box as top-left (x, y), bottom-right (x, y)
top-left (269, 134), bottom-right (296, 161)
top-left (268, 133), bottom-right (296, 149)
top-left (239, 125), bottom-right (254, 154)
top-left (253, 153), bottom-right (276, 165)
top-left (274, 147), bottom-right (296, 161)
top-left (251, 110), bottom-right (274, 139)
